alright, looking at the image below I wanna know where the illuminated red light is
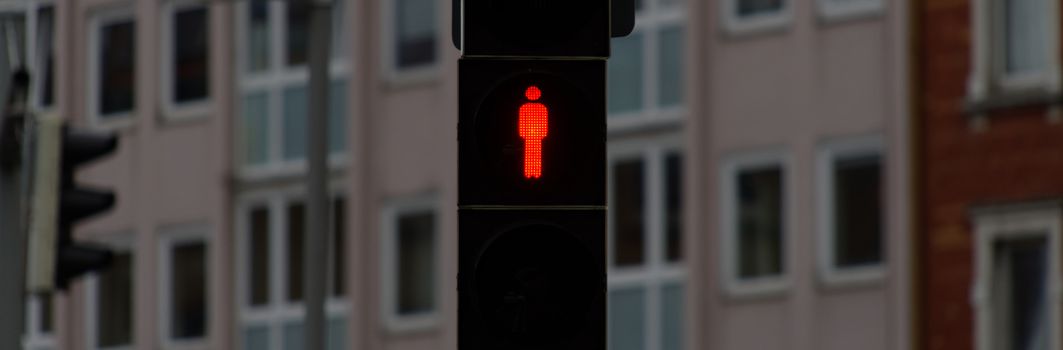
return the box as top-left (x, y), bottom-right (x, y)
top-left (519, 86), bottom-right (548, 179)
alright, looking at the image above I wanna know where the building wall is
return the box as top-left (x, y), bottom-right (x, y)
top-left (690, 0), bottom-right (911, 348)
top-left (44, 0), bottom-right (234, 349)
top-left (916, 0), bottom-right (1063, 347)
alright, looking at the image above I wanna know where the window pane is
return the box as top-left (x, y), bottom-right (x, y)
top-left (738, 0), bottom-right (783, 17)
top-left (98, 252), bottom-right (133, 348)
top-left (608, 287), bottom-right (645, 350)
top-left (243, 92), bottom-right (270, 166)
top-left (329, 80), bottom-right (348, 154)
top-left (608, 33), bottom-right (644, 115)
top-left (332, 0), bottom-right (347, 58)
top-left (283, 85), bottom-right (308, 161)
top-left (992, 237), bottom-right (1048, 350)
top-left (397, 211), bottom-right (436, 315)
top-left (249, 206), bottom-right (270, 306)
top-left (39, 292), bottom-right (53, 333)
top-left (247, 0), bottom-right (270, 72)
top-left (244, 325), bottom-right (270, 350)
top-left (395, 0), bottom-right (437, 69)
top-left (286, 2), bottom-right (309, 66)
top-left (99, 19), bottom-right (136, 116)
top-left (171, 241), bottom-right (207, 339)
top-left (665, 152), bottom-right (683, 262)
top-left (287, 202), bottom-right (305, 302)
top-left (660, 283), bottom-right (684, 350)
top-left (332, 197), bottom-right (346, 297)
top-left (173, 6), bottom-right (209, 103)
top-left (36, 6), bottom-right (54, 107)
top-left (736, 166), bottom-right (783, 279)
top-left (658, 26), bottom-right (684, 108)
top-left (613, 159), bottom-right (645, 266)
top-left (833, 155), bottom-right (882, 268)
top-left (283, 321), bottom-right (303, 350)
top-left (327, 317), bottom-right (346, 350)
top-left (1005, 0), bottom-right (1048, 75)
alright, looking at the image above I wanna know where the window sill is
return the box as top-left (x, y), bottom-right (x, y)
top-left (384, 313), bottom-right (441, 336)
top-left (816, 0), bottom-right (883, 24)
top-left (383, 64), bottom-right (443, 91)
top-left (722, 276), bottom-right (789, 302)
top-left (721, 12), bottom-right (792, 39)
top-left (963, 89), bottom-right (1063, 116)
top-left (817, 264), bottom-right (886, 291)
top-left (160, 101), bottom-right (213, 126)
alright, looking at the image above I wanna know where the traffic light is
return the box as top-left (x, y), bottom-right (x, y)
top-left (55, 126), bottom-right (117, 290)
top-left (457, 0), bottom-right (623, 348)
top-left (28, 117), bottom-right (117, 291)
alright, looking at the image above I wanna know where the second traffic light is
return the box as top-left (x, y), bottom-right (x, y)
top-left (56, 127), bottom-right (116, 290)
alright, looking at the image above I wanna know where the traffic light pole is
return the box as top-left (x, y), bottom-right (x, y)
top-left (304, 0), bottom-right (332, 350)
top-left (0, 71), bottom-right (29, 350)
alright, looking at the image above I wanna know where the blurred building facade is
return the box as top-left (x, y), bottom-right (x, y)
top-left (0, 0), bottom-right (923, 349)
top-left (686, 0), bottom-right (911, 349)
top-left (914, 0), bottom-right (1063, 348)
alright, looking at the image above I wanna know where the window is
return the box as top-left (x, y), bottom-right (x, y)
top-left (162, 0), bottom-right (210, 118)
top-left (382, 196), bottom-right (439, 332)
top-left (817, 136), bottom-right (885, 285)
top-left (608, 143), bottom-right (685, 350)
top-left (969, 0), bottom-right (1060, 100)
top-left (90, 9), bottom-right (136, 123)
top-left (159, 227), bottom-right (209, 345)
top-left (721, 0), bottom-right (791, 35)
top-left (238, 0), bottom-right (348, 175)
top-left (30, 3), bottom-right (54, 110)
top-left (88, 248), bottom-right (134, 350)
top-left (23, 293), bottom-right (55, 350)
top-left (387, 0), bottom-right (438, 78)
top-left (721, 150), bottom-right (788, 296)
top-left (0, 10), bottom-right (25, 118)
top-left (608, 0), bottom-right (685, 125)
top-left (239, 194), bottom-right (348, 350)
top-left (973, 205), bottom-right (1061, 350)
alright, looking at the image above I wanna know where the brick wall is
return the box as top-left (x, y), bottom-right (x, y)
top-left (917, 0), bottom-right (1063, 348)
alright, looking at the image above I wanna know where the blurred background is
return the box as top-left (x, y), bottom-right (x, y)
top-left (1, 0), bottom-right (1061, 349)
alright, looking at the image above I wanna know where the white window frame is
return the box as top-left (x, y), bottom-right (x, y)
top-left (235, 187), bottom-right (349, 350)
top-left (22, 293), bottom-right (55, 350)
top-left (380, 193), bottom-right (441, 333)
top-left (84, 234), bottom-right (136, 350)
top-left (971, 202), bottom-right (1062, 350)
top-left (816, 135), bottom-right (885, 287)
top-left (816, 0), bottom-right (882, 22)
top-left (157, 224), bottom-right (210, 349)
top-left (607, 0), bottom-right (686, 133)
top-left (87, 6), bottom-right (136, 129)
top-left (160, 0), bottom-right (211, 122)
top-left (235, 0), bottom-right (349, 180)
top-left (968, 0), bottom-right (1061, 101)
top-left (607, 136), bottom-right (686, 350)
top-left (719, 149), bottom-right (791, 298)
top-left (25, 0), bottom-right (54, 113)
top-left (380, 0), bottom-right (441, 85)
top-left (720, 0), bottom-right (792, 36)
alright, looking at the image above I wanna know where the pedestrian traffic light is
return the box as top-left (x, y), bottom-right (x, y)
top-left (458, 59), bottom-right (605, 206)
top-left (457, 0), bottom-right (621, 348)
top-left (54, 126), bottom-right (117, 290)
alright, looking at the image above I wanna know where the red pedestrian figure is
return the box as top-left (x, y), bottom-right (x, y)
top-left (518, 86), bottom-right (548, 179)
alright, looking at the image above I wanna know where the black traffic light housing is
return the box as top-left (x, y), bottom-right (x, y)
top-left (459, 210), bottom-right (605, 349)
top-left (56, 127), bottom-right (117, 290)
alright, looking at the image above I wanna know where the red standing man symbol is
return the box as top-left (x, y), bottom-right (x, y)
top-left (518, 86), bottom-right (548, 179)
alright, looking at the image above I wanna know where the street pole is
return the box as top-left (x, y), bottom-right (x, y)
top-left (0, 70), bottom-right (30, 350)
top-left (304, 0), bottom-right (332, 349)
